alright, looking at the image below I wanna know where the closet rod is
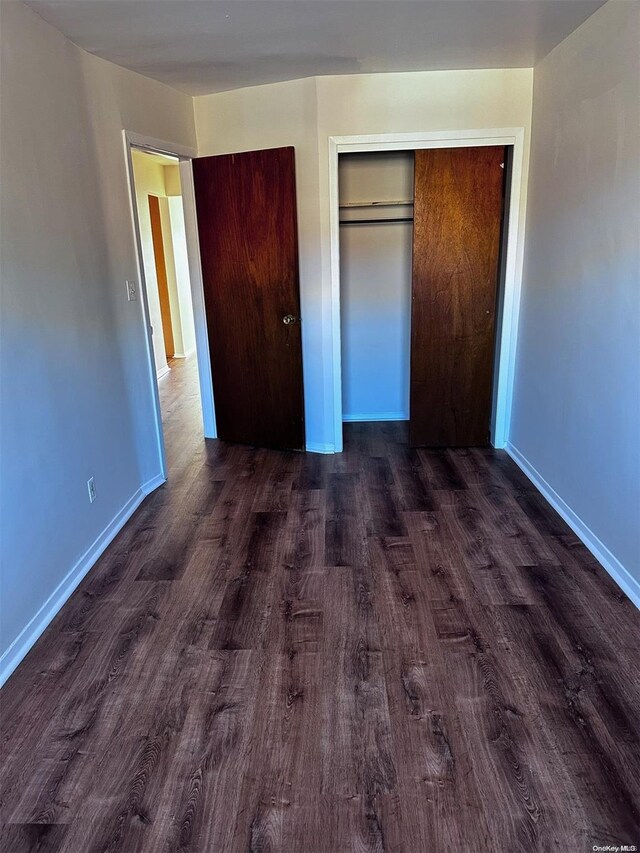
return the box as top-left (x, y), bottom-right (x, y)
top-left (339, 199), bottom-right (413, 209)
top-left (339, 217), bottom-right (414, 225)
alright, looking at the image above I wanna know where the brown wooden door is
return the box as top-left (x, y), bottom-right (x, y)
top-left (148, 195), bottom-right (174, 359)
top-left (410, 146), bottom-right (505, 447)
top-left (192, 147), bottom-right (305, 450)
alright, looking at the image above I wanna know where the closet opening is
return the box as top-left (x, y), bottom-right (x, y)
top-left (339, 151), bottom-right (415, 432)
top-left (336, 143), bottom-right (513, 450)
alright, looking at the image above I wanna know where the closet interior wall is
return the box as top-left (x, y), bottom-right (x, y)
top-left (339, 151), bottom-right (414, 423)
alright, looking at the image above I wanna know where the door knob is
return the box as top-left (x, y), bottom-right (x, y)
top-left (283, 314), bottom-right (297, 325)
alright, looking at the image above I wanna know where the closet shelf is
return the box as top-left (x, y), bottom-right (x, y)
top-left (339, 199), bottom-right (414, 225)
top-left (339, 217), bottom-right (414, 225)
top-left (339, 199), bottom-right (413, 209)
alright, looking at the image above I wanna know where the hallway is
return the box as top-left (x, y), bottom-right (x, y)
top-left (1, 359), bottom-right (639, 852)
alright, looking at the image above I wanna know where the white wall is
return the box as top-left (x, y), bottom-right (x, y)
top-left (131, 150), bottom-right (170, 375)
top-left (194, 68), bottom-right (534, 450)
top-left (158, 196), bottom-right (184, 358)
top-left (509, 0), bottom-right (640, 593)
top-left (0, 0), bottom-right (196, 680)
top-left (159, 164), bottom-right (196, 358)
top-left (339, 152), bottom-right (413, 421)
top-left (167, 197), bottom-right (197, 358)
top-left (164, 163), bottom-right (182, 197)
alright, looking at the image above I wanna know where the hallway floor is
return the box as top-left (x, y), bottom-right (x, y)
top-left (2, 358), bottom-right (639, 852)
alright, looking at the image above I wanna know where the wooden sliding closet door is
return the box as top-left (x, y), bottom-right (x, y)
top-left (410, 146), bottom-right (505, 447)
top-left (192, 147), bottom-right (305, 451)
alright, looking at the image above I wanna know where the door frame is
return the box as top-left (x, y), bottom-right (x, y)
top-left (328, 128), bottom-right (527, 453)
top-left (122, 130), bottom-right (217, 481)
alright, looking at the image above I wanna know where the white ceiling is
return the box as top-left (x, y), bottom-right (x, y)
top-left (25, 0), bottom-right (605, 96)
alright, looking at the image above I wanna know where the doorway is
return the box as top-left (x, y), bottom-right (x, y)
top-left (329, 130), bottom-right (527, 453)
top-left (131, 150), bottom-right (198, 378)
top-left (128, 144), bottom-right (208, 476)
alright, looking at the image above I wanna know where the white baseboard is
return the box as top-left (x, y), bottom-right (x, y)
top-left (306, 441), bottom-right (336, 454)
top-left (157, 364), bottom-right (171, 380)
top-left (342, 412), bottom-right (409, 423)
top-left (505, 442), bottom-right (640, 609)
top-left (170, 348), bottom-right (195, 359)
top-left (142, 473), bottom-right (166, 495)
top-left (0, 473), bottom-right (166, 687)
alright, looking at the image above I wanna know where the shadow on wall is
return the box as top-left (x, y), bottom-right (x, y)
top-left (0, 0), bottom-right (198, 681)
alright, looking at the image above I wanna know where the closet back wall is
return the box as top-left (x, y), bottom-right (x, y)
top-left (339, 152), bottom-right (414, 422)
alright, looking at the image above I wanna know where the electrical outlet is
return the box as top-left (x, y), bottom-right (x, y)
top-left (126, 280), bottom-right (137, 301)
top-left (87, 477), bottom-right (97, 503)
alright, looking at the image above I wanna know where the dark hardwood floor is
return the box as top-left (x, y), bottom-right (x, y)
top-left (2, 357), bottom-right (639, 852)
